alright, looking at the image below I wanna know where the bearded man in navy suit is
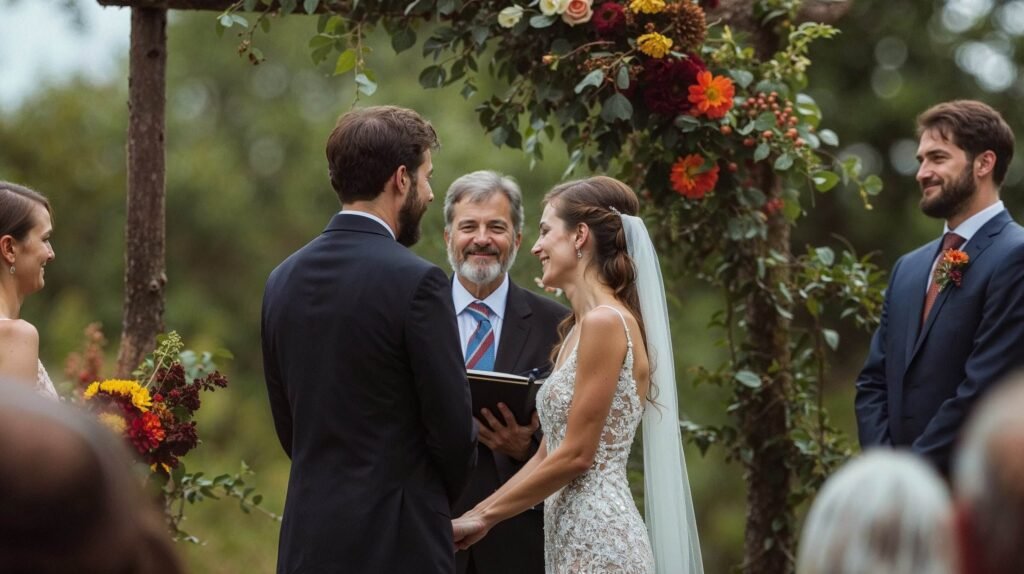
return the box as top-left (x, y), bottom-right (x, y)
top-left (856, 100), bottom-right (1024, 475)
top-left (262, 106), bottom-right (477, 573)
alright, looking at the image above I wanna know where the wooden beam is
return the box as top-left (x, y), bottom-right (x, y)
top-left (96, 0), bottom-right (339, 12)
top-left (116, 6), bottom-right (168, 377)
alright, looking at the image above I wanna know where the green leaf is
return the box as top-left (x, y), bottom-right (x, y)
top-left (491, 126), bottom-right (508, 147)
top-left (812, 170), bottom-right (840, 192)
top-left (574, 69), bottom-right (605, 94)
top-left (815, 246), bottom-right (835, 266)
top-left (730, 69), bottom-right (754, 89)
top-left (818, 129), bottom-right (839, 146)
top-left (391, 27), bottom-right (416, 53)
top-left (754, 142), bottom-right (770, 162)
top-left (616, 65), bottom-right (630, 90)
top-left (355, 73), bottom-right (378, 95)
top-left (529, 14), bottom-right (557, 28)
top-left (754, 112), bottom-right (776, 132)
top-left (735, 370), bottom-right (762, 389)
top-left (471, 25), bottom-right (489, 47)
top-left (774, 153), bottom-right (793, 171)
top-left (279, 0), bottom-right (297, 15)
top-left (333, 49), bottom-right (357, 76)
top-left (244, 0), bottom-right (259, 11)
top-left (404, 0), bottom-right (424, 16)
top-left (437, 0), bottom-right (456, 15)
top-left (600, 93), bottom-right (633, 122)
top-left (674, 115), bottom-right (700, 133)
top-left (303, 0), bottom-right (319, 14)
top-left (418, 65), bottom-right (445, 88)
top-left (822, 329), bottom-right (840, 351)
top-left (863, 174), bottom-right (883, 196)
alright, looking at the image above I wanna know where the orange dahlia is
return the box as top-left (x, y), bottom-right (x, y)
top-left (688, 71), bottom-right (735, 119)
top-left (670, 154), bottom-right (719, 199)
top-left (129, 411), bottom-right (166, 454)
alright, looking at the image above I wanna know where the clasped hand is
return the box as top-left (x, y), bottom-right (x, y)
top-left (452, 510), bottom-right (490, 550)
top-left (475, 404), bottom-right (539, 461)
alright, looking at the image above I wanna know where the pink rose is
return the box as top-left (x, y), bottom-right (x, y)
top-left (562, 0), bottom-right (593, 25)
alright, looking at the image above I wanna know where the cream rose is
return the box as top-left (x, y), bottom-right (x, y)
top-left (562, 0), bottom-right (593, 25)
top-left (540, 0), bottom-right (570, 16)
top-left (497, 5), bottom-right (524, 28)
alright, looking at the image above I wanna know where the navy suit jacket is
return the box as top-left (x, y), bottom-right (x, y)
top-left (262, 214), bottom-right (477, 574)
top-left (856, 209), bottom-right (1024, 473)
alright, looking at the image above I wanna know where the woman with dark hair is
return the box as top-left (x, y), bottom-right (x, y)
top-left (453, 176), bottom-right (702, 573)
top-left (0, 181), bottom-right (57, 399)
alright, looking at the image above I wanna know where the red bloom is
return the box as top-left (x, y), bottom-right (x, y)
top-left (592, 2), bottom-right (626, 36)
top-left (641, 55), bottom-right (707, 117)
top-left (129, 411), bottom-right (166, 454)
top-left (670, 154), bottom-right (719, 199)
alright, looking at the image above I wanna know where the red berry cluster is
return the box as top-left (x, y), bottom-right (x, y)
top-left (740, 91), bottom-right (806, 148)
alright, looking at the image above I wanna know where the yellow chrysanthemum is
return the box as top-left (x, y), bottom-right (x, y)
top-left (84, 379), bottom-right (153, 412)
top-left (629, 0), bottom-right (665, 14)
top-left (637, 32), bottom-right (673, 58)
top-left (98, 412), bottom-right (128, 434)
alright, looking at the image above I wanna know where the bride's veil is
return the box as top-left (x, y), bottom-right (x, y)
top-left (620, 212), bottom-right (704, 574)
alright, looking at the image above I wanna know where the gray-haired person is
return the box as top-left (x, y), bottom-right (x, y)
top-left (443, 170), bottom-right (568, 574)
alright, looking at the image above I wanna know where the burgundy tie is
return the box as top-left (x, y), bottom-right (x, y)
top-left (922, 232), bottom-right (966, 325)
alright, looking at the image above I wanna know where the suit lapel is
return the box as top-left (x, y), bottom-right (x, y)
top-left (494, 281), bottom-right (532, 374)
top-left (902, 242), bottom-right (937, 368)
top-left (908, 210), bottom-right (1011, 365)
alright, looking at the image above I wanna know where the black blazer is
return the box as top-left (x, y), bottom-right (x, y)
top-left (262, 214), bottom-right (477, 574)
top-left (856, 209), bottom-right (1024, 473)
top-left (454, 279), bottom-right (568, 574)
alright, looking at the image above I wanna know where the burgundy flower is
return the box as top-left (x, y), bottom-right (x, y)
top-left (640, 54), bottom-right (707, 117)
top-left (592, 2), bottom-right (626, 36)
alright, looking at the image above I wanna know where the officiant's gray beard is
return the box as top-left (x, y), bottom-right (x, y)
top-left (448, 242), bottom-right (518, 286)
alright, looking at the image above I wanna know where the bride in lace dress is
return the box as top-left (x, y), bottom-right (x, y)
top-left (0, 182), bottom-right (58, 400)
top-left (453, 177), bottom-right (701, 573)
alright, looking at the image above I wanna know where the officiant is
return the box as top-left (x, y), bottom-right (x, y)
top-left (443, 171), bottom-right (568, 574)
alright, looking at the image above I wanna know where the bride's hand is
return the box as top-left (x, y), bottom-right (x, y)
top-left (452, 512), bottom-right (490, 550)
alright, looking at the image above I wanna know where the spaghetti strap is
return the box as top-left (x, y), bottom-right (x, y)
top-left (592, 305), bottom-right (632, 344)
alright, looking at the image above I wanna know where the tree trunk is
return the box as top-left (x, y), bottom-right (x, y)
top-left (741, 169), bottom-right (794, 574)
top-left (117, 6), bottom-right (167, 377)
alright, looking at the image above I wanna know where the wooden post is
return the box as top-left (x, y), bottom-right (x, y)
top-left (116, 5), bottom-right (167, 377)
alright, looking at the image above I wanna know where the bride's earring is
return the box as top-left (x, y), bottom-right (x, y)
top-left (8, 264), bottom-right (13, 275)
top-left (576, 247), bottom-right (582, 260)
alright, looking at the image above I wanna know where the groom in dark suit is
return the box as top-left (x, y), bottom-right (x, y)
top-left (442, 171), bottom-right (568, 574)
top-left (262, 106), bottom-right (477, 573)
top-left (856, 100), bottom-right (1024, 475)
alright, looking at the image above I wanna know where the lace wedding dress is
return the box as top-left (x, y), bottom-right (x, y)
top-left (536, 306), bottom-right (655, 574)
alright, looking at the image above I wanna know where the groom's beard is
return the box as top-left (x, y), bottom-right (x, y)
top-left (448, 240), bottom-right (518, 286)
top-left (396, 180), bottom-right (428, 247)
top-left (920, 163), bottom-right (976, 220)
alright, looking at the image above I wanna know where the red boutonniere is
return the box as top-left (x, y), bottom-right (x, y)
top-left (934, 248), bottom-right (970, 291)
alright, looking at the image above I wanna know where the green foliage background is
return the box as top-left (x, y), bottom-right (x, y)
top-left (3, 0), bottom-right (1024, 571)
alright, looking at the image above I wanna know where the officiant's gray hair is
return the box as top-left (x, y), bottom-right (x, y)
top-left (443, 170), bottom-right (525, 235)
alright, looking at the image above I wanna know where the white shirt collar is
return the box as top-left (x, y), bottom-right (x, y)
top-left (452, 274), bottom-right (509, 319)
top-left (944, 200), bottom-right (1005, 243)
top-left (338, 210), bottom-right (395, 240)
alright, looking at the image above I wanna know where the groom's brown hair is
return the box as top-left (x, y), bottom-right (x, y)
top-left (917, 100), bottom-right (1015, 185)
top-left (326, 106), bottom-right (439, 203)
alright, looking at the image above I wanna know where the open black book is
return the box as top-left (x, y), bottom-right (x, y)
top-left (467, 368), bottom-right (546, 429)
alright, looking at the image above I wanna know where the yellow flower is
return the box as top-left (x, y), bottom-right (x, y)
top-left (98, 412), bottom-right (128, 434)
top-left (630, 0), bottom-right (665, 14)
top-left (637, 32), bottom-right (673, 58)
top-left (84, 379), bottom-right (153, 412)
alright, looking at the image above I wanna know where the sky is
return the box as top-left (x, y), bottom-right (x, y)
top-left (0, 0), bottom-right (130, 111)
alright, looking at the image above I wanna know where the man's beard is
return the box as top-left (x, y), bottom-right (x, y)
top-left (447, 240), bottom-right (518, 286)
top-left (396, 180), bottom-right (428, 247)
top-left (920, 163), bottom-right (976, 220)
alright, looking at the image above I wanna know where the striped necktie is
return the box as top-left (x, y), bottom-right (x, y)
top-left (464, 301), bottom-right (495, 371)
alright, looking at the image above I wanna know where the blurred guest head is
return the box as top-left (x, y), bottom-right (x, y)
top-left (325, 106), bottom-right (439, 246)
top-left (443, 170), bottom-right (524, 294)
top-left (0, 384), bottom-right (182, 574)
top-left (797, 449), bottom-right (955, 574)
top-left (0, 181), bottom-right (55, 298)
top-left (953, 374), bottom-right (1024, 574)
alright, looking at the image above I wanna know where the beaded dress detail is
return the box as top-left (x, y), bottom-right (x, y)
top-left (536, 307), bottom-right (654, 573)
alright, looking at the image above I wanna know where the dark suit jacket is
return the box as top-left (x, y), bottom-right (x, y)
top-left (856, 209), bottom-right (1024, 473)
top-left (262, 214), bottom-right (477, 574)
top-left (453, 279), bottom-right (568, 574)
